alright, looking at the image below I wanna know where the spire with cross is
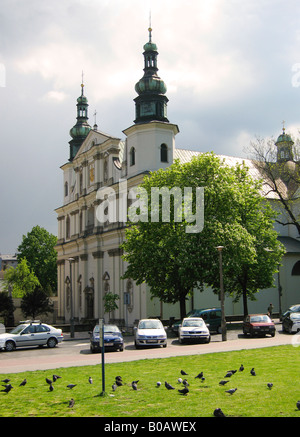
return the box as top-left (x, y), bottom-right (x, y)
top-left (93, 110), bottom-right (98, 130)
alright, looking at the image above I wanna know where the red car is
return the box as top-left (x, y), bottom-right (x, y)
top-left (243, 314), bottom-right (276, 337)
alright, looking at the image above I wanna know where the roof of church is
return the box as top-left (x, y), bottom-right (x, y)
top-left (278, 236), bottom-right (300, 253)
top-left (174, 148), bottom-right (279, 199)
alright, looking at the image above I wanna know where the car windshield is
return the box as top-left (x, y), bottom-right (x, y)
top-left (139, 320), bottom-right (162, 329)
top-left (94, 325), bottom-right (120, 334)
top-left (290, 305), bottom-right (300, 312)
top-left (250, 315), bottom-right (271, 323)
top-left (10, 324), bottom-right (27, 334)
top-left (182, 319), bottom-right (204, 327)
top-left (290, 313), bottom-right (300, 320)
top-left (104, 325), bottom-right (120, 333)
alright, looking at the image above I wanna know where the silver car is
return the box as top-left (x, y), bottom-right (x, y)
top-left (178, 317), bottom-right (211, 344)
top-left (0, 320), bottom-right (63, 351)
top-left (134, 319), bottom-right (167, 349)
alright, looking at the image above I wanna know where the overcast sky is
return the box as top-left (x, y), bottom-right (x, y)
top-left (1, 0), bottom-right (300, 254)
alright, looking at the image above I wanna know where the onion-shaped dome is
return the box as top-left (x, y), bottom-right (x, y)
top-left (135, 75), bottom-right (167, 95)
top-left (276, 130), bottom-right (293, 145)
top-left (69, 122), bottom-right (91, 140)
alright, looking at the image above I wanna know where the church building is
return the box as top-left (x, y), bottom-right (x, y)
top-left (55, 28), bottom-right (300, 327)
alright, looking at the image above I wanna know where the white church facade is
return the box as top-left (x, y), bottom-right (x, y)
top-left (55, 28), bottom-right (300, 328)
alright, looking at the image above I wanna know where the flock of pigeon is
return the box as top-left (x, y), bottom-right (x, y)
top-left (109, 366), bottom-right (300, 417)
top-left (0, 374), bottom-right (84, 408)
top-left (2, 366), bottom-right (300, 416)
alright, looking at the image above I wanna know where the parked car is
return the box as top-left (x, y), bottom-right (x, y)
top-left (243, 314), bottom-right (276, 337)
top-left (172, 308), bottom-right (222, 334)
top-left (281, 304), bottom-right (300, 321)
top-left (0, 320), bottom-right (63, 352)
top-left (282, 312), bottom-right (300, 334)
top-left (178, 317), bottom-right (211, 344)
top-left (134, 319), bottom-right (167, 349)
top-left (89, 324), bottom-right (124, 353)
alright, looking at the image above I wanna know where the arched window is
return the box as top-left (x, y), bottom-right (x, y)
top-left (130, 147), bottom-right (136, 166)
top-left (160, 144), bottom-right (168, 162)
top-left (292, 260), bottom-right (300, 275)
top-left (64, 181), bottom-right (68, 197)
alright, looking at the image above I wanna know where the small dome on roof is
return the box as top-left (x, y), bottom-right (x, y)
top-left (143, 28), bottom-right (157, 52)
top-left (276, 127), bottom-right (294, 145)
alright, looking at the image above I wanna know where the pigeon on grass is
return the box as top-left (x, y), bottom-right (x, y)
top-left (165, 381), bottom-right (175, 390)
top-left (219, 380), bottom-right (229, 386)
top-left (213, 408), bottom-right (226, 417)
top-left (178, 387), bottom-right (189, 395)
top-left (225, 388), bottom-right (237, 395)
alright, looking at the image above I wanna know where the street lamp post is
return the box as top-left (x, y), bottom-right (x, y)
top-left (216, 246), bottom-right (227, 341)
top-left (68, 258), bottom-right (75, 338)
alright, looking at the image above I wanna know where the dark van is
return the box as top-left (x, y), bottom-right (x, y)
top-left (172, 308), bottom-right (222, 334)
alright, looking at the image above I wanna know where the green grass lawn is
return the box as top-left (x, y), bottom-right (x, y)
top-left (0, 345), bottom-right (299, 417)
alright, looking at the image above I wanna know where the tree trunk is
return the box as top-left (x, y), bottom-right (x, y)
top-left (242, 288), bottom-right (248, 317)
top-left (179, 295), bottom-right (186, 320)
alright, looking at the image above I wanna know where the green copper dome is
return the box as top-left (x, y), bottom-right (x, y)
top-left (133, 28), bottom-right (169, 124)
top-left (275, 125), bottom-right (294, 163)
top-left (69, 83), bottom-right (91, 161)
top-left (135, 75), bottom-right (167, 95)
top-left (276, 132), bottom-right (293, 144)
top-left (69, 123), bottom-right (91, 139)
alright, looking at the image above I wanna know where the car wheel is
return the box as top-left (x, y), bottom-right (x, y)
top-left (119, 347), bottom-right (124, 351)
top-left (135, 341), bottom-right (141, 349)
top-left (163, 343), bottom-right (167, 348)
top-left (5, 340), bottom-right (15, 352)
top-left (47, 337), bottom-right (57, 348)
top-left (288, 325), bottom-right (293, 334)
top-left (205, 336), bottom-right (211, 343)
top-left (271, 332), bottom-right (275, 337)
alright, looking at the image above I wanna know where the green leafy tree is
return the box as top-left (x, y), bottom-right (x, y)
top-left (17, 226), bottom-right (57, 293)
top-left (20, 287), bottom-right (54, 320)
top-left (103, 292), bottom-right (120, 319)
top-left (3, 258), bottom-right (40, 298)
top-left (121, 153), bottom-right (285, 318)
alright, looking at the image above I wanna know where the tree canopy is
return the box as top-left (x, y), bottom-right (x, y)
top-left (121, 153), bottom-right (285, 318)
top-left (3, 258), bottom-right (40, 298)
top-left (17, 225), bottom-right (57, 293)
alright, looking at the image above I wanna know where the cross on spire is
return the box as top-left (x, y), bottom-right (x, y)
top-left (81, 71), bottom-right (84, 94)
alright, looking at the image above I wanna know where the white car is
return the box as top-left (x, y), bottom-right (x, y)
top-left (178, 317), bottom-right (211, 344)
top-left (282, 312), bottom-right (300, 333)
top-left (134, 319), bottom-right (167, 349)
top-left (0, 320), bottom-right (64, 351)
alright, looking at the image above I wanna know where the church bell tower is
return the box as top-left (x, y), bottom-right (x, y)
top-left (124, 27), bottom-right (179, 178)
top-left (134, 27), bottom-right (169, 124)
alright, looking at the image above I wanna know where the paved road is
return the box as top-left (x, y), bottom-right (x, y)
top-left (0, 322), bottom-right (297, 374)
